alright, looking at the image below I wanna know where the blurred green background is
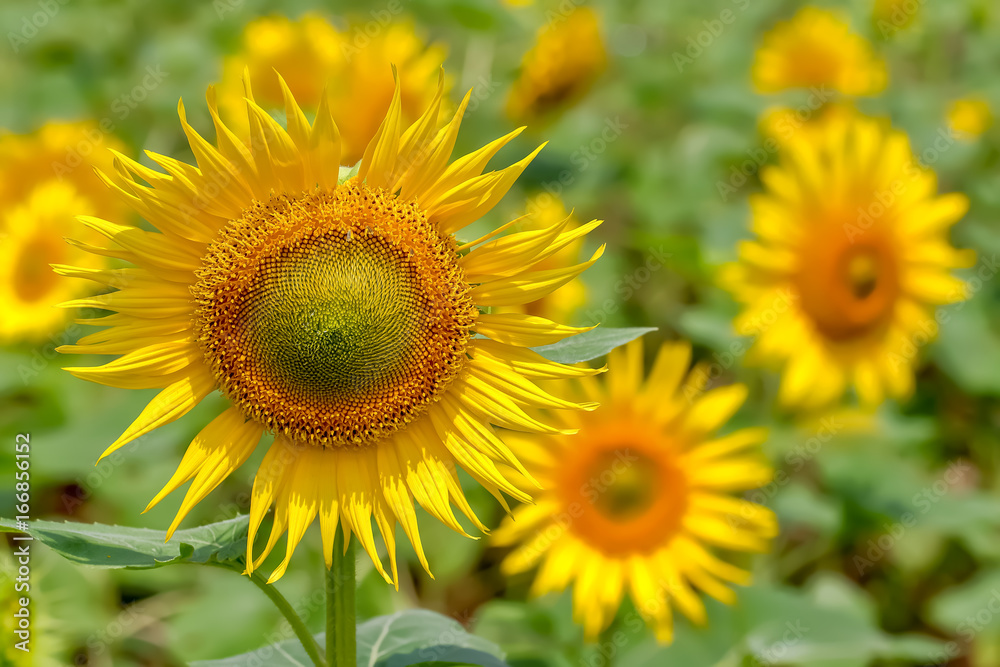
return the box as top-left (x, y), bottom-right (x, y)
top-left (2, 0), bottom-right (1000, 665)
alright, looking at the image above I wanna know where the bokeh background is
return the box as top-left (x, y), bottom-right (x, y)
top-left (2, 0), bottom-right (1000, 665)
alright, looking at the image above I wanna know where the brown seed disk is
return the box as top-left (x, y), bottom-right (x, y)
top-left (192, 183), bottom-right (477, 447)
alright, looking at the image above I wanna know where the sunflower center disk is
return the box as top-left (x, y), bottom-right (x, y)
top-left (194, 184), bottom-right (477, 447)
top-left (15, 236), bottom-right (62, 302)
top-left (248, 238), bottom-right (421, 399)
top-left (588, 450), bottom-right (660, 520)
top-left (559, 435), bottom-right (689, 556)
top-left (795, 222), bottom-right (900, 342)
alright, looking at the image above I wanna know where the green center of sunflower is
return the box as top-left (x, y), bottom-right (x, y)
top-left (246, 232), bottom-right (423, 400)
top-left (587, 449), bottom-right (660, 520)
top-left (845, 251), bottom-right (879, 299)
top-left (193, 184), bottom-right (477, 447)
top-left (558, 432), bottom-right (690, 556)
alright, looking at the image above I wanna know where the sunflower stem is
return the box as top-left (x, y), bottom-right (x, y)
top-left (326, 529), bottom-right (356, 667)
top-left (206, 561), bottom-right (327, 667)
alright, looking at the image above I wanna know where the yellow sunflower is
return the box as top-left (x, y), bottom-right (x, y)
top-left (219, 13), bottom-right (448, 165)
top-left (723, 110), bottom-right (973, 409)
top-left (506, 7), bottom-right (607, 124)
top-left (0, 120), bottom-right (126, 221)
top-left (947, 96), bottom-right (993, 140)
top-left (493, 339), bottom-right (776, 642)
top-left (752, 7), bottom-right (887, 96)
top-left (758, 102), bottom-right (856, 149)
top-left (58, 70), bottom-right (605, 585)
top-left (498, 193), bottom-right (591, 323)
top-left (0, 181), bottom-right (106, 342)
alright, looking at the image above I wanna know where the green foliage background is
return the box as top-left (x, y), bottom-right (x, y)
top-left (2, 0), bottom-right (1000, 665)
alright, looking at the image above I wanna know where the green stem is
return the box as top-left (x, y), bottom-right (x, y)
top-left (327, 529), bottom-right (357, 667)
top-left (206, 562), bottom-right (327, 667)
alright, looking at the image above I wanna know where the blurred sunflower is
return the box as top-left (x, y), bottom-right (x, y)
top-left (506, 7), bottom-right (607, 124)
top-left (723, 110), bottom-right (973, 409)
top-left (1, 545), bottom-right (60, 666)
top-left (498, 193), bottom-right (593, 324)
top-left (752, 7), bottom-right (886, 96)
top-left (0, 181), bottom-right (105, 342)
top-left (218, 13), bottom-right (448, 165)
top-left (58, 70), bottom-right (605, 584)
top-left (947, 96), bottom-right (993, 140)
top-left (494, 339), bottom-right (776, 642)
top-left (0, 121), bottom-right (129, 342)
top-left (758, 101), bottom-right (855, 148)
top-left (0, 120), bottom-right (126, 220)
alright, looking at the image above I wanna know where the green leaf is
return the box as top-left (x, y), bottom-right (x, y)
top-left (531, 327), bottom-right (656, 364)
top-left (0, 515), bottom-right (249, 569)
top-left (191, 610), bottom-right (508, 667)
top-left (359, 610), bottom-right (507, 667)
top-left (932, 296), bottom-right (1000, 395)
top-left (618, 583), bottom-right (950, 667)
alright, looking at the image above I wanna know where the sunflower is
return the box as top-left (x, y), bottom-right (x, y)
top-left (0, 181), bottom-right (106, 342)
top-left (0, 121), bottom-right (131, 342)
top-left (506, 7), bottom-right (607, 124)
top-left (498, 193), bottom-right (590, 323)
top-left (493, 339), bottom-right (776, 642)
top-left (758, 102), bottom-right (855, 149)
top-left (723, 110), bottom-right (973, 409)
top-left (947, 96), bottom-right (993, 140)
top-left (218, 13), bottom-right (448, 165)
top-left (58, 70), bottom-right (605, 585)
top-left (0, 120), bottom-right (127, 221)
top-left (752, 7), bottom-right (887, 96)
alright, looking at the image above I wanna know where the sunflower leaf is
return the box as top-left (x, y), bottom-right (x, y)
top-left (358, 610), bottom-right (508, 667)
top-left (190, 610), bottom-right (509, 667)
top-left (531, 326), bottom-right (657, 364)
top-left (0, 515), bottom-right (249, 569)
